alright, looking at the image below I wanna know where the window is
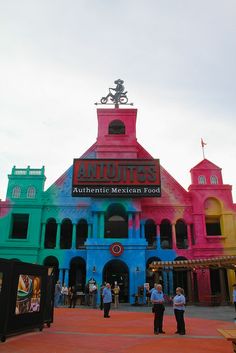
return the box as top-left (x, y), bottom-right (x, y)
top-left (60, 219), bottom-right (72, 249)
top-left (76, 219), bottom-right (88, 248)
top-left (11, 214), bottom-right (29, 239)
top-left (175, 220), bottom-right (188, 249)
top-left (27, 186), bottom-right (36, 198)
top-left (210, 176), bottom-right (218, 185)
top-left (205, 217), bottom-right (221, 236)
top-left (204, 197), bottom-right (222, 236)
top-left (145, 219), bottom-right (156, 247)
top-left (160, 220), bottom-right (172, 249)
top-left (12, 186), bottom-right (21, 198)
top-left (108, 120), bottom-right (125, 135)
top-left (44, 219), bottom-right (57, 248)
top-left (105, 204), bottom-right (128, 238)
top-left (198, 175), bottom-right (206, 184)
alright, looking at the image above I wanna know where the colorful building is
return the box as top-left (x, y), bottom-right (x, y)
top-left (0, 106), bottom-right (236, 304)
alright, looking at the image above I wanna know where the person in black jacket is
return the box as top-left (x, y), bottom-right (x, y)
top-left (68, 286), bottom-right (77, 308)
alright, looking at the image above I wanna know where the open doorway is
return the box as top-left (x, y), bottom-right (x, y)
top-left (69, 257), bottom-right (86, 292)
top-left (103, 260), bottom-right (129, 302)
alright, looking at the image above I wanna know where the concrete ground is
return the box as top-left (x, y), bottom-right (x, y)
top-left (117, 303), bottom-right (236, 321)
top-left (2, 305), bottom-right (236, 353)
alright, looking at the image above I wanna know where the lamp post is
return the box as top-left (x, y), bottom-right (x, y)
top-left (134, 266), bottom-right (140, 305)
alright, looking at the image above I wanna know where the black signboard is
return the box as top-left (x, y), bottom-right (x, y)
top-left (0, 259), bottom-right (49, 342)
top-left (72, 159), bottom-right (161, 197)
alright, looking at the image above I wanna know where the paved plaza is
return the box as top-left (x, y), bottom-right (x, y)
top-left (2, 305), bottom-right (236, 353)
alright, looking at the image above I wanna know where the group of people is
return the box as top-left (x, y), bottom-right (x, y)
top-left (54, 281), bottom-right (78, 308)
top-left (55, 280), bottom-right (186, 335)
top-left (54, 280), bottom-right (120, 310)
top-left (151, 283), bottom-right (186, 335)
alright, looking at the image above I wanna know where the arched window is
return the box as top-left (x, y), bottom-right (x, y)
top-left (204, 198), bottom-right (222, 236)
top-left (175, 220), bottom-right (188, 249)
top-left (108, 120), bottom-right (125, 135)
top-left (27, 186), bottom-right (36, 198)
top-left (160, 219), bottom-right (172, 249)
top-left (198, 175), bottom-right (206, 184)
top-left (210, 175), bottom-right (218, 185)
top-left (12, 186), bottom-right (21, 198)
top-left (44, 218), bottom-right (57, 249)
top-left (145, 219), bottom-right (156, 247)
top-left (105, 204), bottom-right (128, 238)
top-left (60, 219), bottom-right (72, 249)
top-left (76, 219), bottom-right (88, 248)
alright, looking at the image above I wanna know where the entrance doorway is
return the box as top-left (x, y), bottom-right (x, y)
top-left (69, 257), bottom-right (86, 291)
top-left (103, 260), bottom-right (129, 302)
top-left (173, 256), bottom-right (188, 298)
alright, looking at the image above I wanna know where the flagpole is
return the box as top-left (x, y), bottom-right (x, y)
top-left (201, 138), bottom-right (207, 159)
top-left (202, 145), bottom-right (205, 159)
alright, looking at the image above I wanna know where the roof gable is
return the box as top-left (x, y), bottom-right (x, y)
top-left (190, 159), bottom-right (221, 171)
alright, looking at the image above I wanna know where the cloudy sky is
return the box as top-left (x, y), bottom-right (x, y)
top-left (1, 0), bottom-right (236, 200)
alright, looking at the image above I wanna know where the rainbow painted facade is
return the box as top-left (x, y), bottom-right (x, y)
top-left (0, 107), bottom-right (236, 304)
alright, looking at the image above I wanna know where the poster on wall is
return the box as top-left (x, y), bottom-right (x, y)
top-left (72, 159), bottom-right (161, 197)
top-left (15, 275), bottom-right (41, 315)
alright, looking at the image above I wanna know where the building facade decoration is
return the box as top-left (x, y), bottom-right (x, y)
top-left (0, 106), bottom-right (236, 305)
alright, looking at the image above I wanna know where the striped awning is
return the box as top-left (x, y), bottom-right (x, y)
top-left (149, 255), bottom-right (236, 270)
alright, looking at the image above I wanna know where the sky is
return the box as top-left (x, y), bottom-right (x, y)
top-left (0, 0), bottom-right (236, 201)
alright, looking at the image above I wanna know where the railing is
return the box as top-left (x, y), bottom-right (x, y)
top-left (11, 166), bottom-right (45, 176)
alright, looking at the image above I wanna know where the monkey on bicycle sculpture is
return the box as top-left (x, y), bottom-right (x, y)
top-left (100, 79), bottom-right (128, 106)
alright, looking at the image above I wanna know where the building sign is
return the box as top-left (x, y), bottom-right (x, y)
top-left (72, 159), bottom-right (161, 197)
top-left (110, 242), bottom-right (124, 257)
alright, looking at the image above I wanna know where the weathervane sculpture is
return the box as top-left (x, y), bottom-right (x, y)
top-left (96, 79), bottom-right (132, 108)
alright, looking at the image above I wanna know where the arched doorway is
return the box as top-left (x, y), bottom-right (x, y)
top-left (103, 260), bottom-right (129, 302)
top-left (43, 256), bottom-right (59, 281)
top-left (69, 257), bottom-right (86, 291)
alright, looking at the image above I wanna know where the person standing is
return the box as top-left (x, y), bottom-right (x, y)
top-left (91, 283), bottom-right (98, 308)
top-left (61, 283), bottom-right (68, 306)
top-left (233, 284), bottom-right (236, 319)
top-left (151, 283), bottom-right (165, 334)
top-left (68, 286), bottom-right (77, 308)
top-left (113, 283), bottom-right (120, 309)
top-left (173, 287), bottom-right (186, 335)
top-left (54, 280), bottom-right (62, 308)
top-left (102, 283), bottom-right (112, 318)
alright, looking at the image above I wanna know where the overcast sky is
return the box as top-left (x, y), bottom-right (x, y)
top-left (1, 0), bottom-right (236, 201)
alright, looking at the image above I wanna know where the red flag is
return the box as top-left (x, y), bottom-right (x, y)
top-left (201, 138), bottom-right (207, 147)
